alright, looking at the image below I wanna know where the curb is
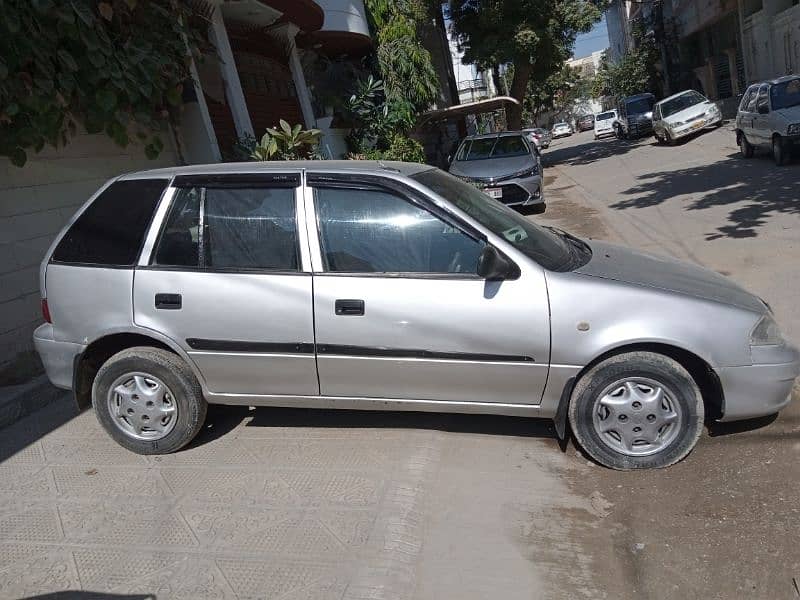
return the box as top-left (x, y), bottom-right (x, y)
top-left (0, 375), bottom-right (68, 430)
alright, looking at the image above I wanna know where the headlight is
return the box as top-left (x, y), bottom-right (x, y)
top-left (787, 123), bottom-right (800, 135)
top-left (670, 121), bottom-right (685, 128)
top-left (508, 165), bottom-right (539, 179)
top-left (750, 313), bottom-right (784, 346)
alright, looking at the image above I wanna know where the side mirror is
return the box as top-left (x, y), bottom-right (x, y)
top-left (477, 245), bottom-right (518, 280)
top-left (758, 103), bottom-right (769, 115)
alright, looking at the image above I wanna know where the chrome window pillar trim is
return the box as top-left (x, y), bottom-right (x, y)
top-left (137, 183), bottom-right (177, 267)
top-left (295, 171), bottom-right (315, 273)
top-left (301, 171), bottom-right (325, 273)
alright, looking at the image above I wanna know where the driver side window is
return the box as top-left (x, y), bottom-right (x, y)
top-left (313, 185), bottom-right (485, 275)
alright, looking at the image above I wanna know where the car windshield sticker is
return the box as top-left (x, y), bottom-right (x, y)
top-left (502, 226), bottom-right (528, 243)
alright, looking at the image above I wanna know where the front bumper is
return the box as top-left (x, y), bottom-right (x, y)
top-left (717, 344), bottom-right (800, 421)
top-left (672, 116), bottom-right (723, 139)
top-left (33, 323), bottom-right (84, 390)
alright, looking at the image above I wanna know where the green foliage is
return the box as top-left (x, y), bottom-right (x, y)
top-left (361, 134), bottom-right (426, 162)
top-left (250, 120), bottom-right (322, 161)
top-left (449, 0), bottom-right (606, 128)
top-left (0, 0), bottom-right (206, 167)
top-left (523, 65), bottom-right (582, 124)
top-left (363, 0), bottom-right (440, 113)
top-left (345, 76), bottom-right (415, 155)
top-left (591, 31), bottom-right (660, 99)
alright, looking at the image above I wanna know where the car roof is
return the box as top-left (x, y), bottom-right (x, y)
top-left (623, 93), bottom-right (655, 101)
top-left (750, 74), bottom-right (800, 87)
top-left (118, 160), bottom-right (433, 181)
top-left (460, 131), bottom-right (527, 141)
top-left (656, 89), bottom-right (706, 105)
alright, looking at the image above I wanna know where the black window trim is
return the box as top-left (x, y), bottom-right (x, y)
top-left (49, 176), bottom-right (171, 269)
top-left (307, 173), bottom-right (497, 279)
top-left (147, 174), bottom-right (304, 274)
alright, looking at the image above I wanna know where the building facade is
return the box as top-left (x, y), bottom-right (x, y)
top-left (0, 0), bottom-right (374, 375)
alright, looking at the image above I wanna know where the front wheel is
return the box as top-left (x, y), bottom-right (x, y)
top-left (739, 132), bottom-right (754, 158)
top-left (773, 136), bottom-right (789, 166)
top-left (93, 347), bottom-right (207, 454)
top-left (568, 352), bottom-right (704, 470)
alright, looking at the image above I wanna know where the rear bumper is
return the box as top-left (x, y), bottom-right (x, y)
top-left (717, 346), bottom-right (800, 421)
top-left (33, 324), bottom-right (83, 390)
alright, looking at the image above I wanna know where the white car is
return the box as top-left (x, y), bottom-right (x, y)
top-left (551, 122), bottom-right (573, 138)
top-left (652, 90), bottom-right (722, 145)
top-left (594, 110), bottom-right (618, 139)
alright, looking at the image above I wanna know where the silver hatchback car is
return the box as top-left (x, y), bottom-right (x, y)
top-left (34, 161), bottom-right (799, 470)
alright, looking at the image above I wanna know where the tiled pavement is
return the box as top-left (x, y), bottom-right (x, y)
top-left (0, 396), bottom-right (448, 600)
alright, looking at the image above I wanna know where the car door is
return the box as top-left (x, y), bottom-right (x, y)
top-left (753, 84), bottom-right (772, 147)
top-left (304, 174), bottom-right (551, 405)
top-left (652, 104), bottom-right (663, 136)
top-left (134, 173), bottom-right (319, 396)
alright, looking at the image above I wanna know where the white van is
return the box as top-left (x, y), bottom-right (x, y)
top-left (594, 109), bottom-right (618, 139)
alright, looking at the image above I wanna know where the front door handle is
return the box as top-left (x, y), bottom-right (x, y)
top-left (155, 293), bottom-right (182, 310)
top-left (335, 299), bottom-right (364, 316)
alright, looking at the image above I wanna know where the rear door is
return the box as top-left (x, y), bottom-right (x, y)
top-left (134, 173), bottom-right (318, 397)
top-left (304, 174), bottom-right (551, 405)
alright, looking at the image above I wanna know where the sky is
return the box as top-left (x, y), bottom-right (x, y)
top-left (572, 15), bottom-right (609, 59)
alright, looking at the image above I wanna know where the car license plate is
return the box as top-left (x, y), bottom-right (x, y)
top-left (485, 187), bottom-right (502, 199)
top-left (690, 119), bottom-right (705, 131)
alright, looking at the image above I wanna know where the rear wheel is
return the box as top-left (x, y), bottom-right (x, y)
top-left (568, 352), bottom-right (704, 470)
top-left (773, 135), bottom-right (789, 166)
top-left (93, 347), bottom-right (207, 454)
top-left (739, 132), bottom-right (754, 158)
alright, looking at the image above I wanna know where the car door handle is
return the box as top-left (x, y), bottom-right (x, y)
top-left (335, 299), bottom-right (364, 316)
top-left (155, 293), bottom-right (182, 310)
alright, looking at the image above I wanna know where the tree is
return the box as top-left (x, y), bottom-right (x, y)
top-left (523, 65), bottom-right (582, 125)
top-left (449, 0), bottom-right (605, 130)
top-left (0, 0), bottom-right (208, 167)
top-left (591, 29), bottom-right (660, 99)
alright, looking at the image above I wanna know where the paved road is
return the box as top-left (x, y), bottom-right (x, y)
top-left (0, 127), bottom-right (798, 600)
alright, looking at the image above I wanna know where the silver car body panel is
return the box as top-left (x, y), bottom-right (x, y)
top-left (34, 161), bottom-right (799, 424)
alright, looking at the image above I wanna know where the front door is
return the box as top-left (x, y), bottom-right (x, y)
top-left (753, 84), bottom-right (771, 147)
top-left (305, 176), bottom-right (551, 405)
top-left (134, 173), bottom-right (318, 396)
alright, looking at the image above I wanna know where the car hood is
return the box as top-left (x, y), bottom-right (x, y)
top-left (663, 102), bottom-right (714, 124)
top-left (575, 240), bottom-right (765, 312)
top-left (449, 155), bottom-right (534, 179)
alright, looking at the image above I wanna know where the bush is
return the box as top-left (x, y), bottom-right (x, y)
top-left (362, 134), bottom-right (425, 163)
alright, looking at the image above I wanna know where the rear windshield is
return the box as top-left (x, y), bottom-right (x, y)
top-left (659, 91), bottom-right (707, 117)
top-left (770, 78), bottom-right (800, 110)
top-left (596, 111), bottom-right (615, 121)
top-left (625, 97), bottom-right (654, 114)
top-left (52, 179), bottom-right (167, 266)
top-left (456, 136), bottom-right (530, 161)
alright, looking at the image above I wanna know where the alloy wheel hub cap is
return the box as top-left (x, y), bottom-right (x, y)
top-left (592, 377), bottom-right (682, 457)
top-left (107, 372), bottom-right (177, 441)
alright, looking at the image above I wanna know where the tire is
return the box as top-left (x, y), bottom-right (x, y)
top-left (739, 132), bottom-right (754, 158)
top-left (568, 351), bottom-right (704, 470)
top-left (773, 136), bottom-right (789, 166)
top-left (92, 346), bottom-right (207, 454)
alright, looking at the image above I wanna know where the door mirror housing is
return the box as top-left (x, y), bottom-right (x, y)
top-left (477, 245), bottom-right (519, 280)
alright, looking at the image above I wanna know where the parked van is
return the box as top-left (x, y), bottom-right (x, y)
top-left (616, 93), bottom-right (656, 139)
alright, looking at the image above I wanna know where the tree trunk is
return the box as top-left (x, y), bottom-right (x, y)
top-left (507, 59), bottom-right (533, 130)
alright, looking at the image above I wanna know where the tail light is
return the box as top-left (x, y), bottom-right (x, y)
top-left (41, 298), bottom-right (52, 324)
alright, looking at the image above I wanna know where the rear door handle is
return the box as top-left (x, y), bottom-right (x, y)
top-left (335, 299), bottom-right (364, 316)
top-left (155, 293), bottom-right (182, 310)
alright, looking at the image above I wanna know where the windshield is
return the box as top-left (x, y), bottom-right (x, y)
top-left (411, 169), bottom-right (591, 271)
top-left (659, 91), bottom-right (707, 117)
top-left (770, 78), bottom-right (800, 110)
top-left (626, 97), bottom-right (654, 115)
top-left (554, 123), bottom-right (568, 128)
top-left (596, 111), bottom-right (615, 121)
top-left (456, 136), bottom-right (530, 161)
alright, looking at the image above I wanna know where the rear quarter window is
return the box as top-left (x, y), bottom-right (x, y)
top-left (52, 179), bottom-right (168, 266)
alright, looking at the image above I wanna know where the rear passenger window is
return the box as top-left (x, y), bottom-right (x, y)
top-left (52, 179), bottom-right (167, 266)
top-left (153, 185), bottom-right (299, 271)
